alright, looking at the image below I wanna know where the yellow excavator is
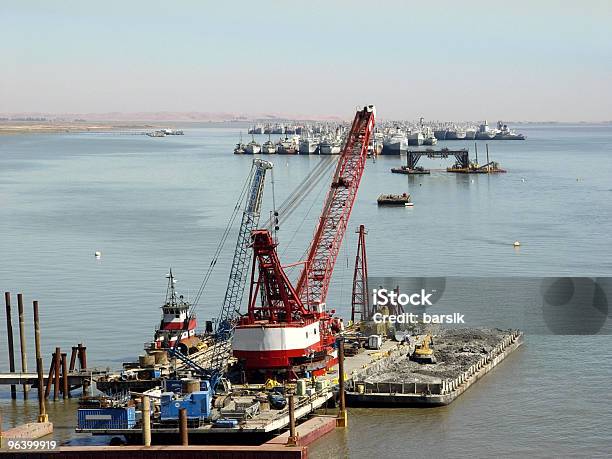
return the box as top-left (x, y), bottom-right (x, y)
top-left (410, 333), bottom-right (436, 364)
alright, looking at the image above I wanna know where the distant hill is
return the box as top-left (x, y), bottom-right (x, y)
top-left (0, 111), bottom-right (346, 122)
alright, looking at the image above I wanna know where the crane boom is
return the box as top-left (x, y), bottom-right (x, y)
top-left (207, 158), bottom-right (273, 386)
top-left (296, 105), bottom-right (376, 309)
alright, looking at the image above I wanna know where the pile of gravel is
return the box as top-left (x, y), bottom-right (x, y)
top-left (364, 328), bottom-right (512, 383)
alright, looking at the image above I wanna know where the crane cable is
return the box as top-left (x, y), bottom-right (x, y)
top-left (264, 156), bottom-right (337, 231)
top-left (190, 164), bottom-right (255, 312)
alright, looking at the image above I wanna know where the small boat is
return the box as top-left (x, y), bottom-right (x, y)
top-left (245, 135), bottom-right (261, 154)
top-left (377, 193), bottom-right (413, 206)
top-left (261, 134), bottom-right (276, 154)
top-left (233, 132), bottom-right (246, 154)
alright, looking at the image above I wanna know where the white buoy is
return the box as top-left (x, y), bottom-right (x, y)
top-left (521, 178), bottom-right (526, 183)
top-left (471, 179), bottom-right (475, 183)
top-left (513, 241), bottom-right (521, 247)
top-left (95, 251), bottom-right (102, 258)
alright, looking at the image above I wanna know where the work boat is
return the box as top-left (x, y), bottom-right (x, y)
top-left (150, 270), bottom-right (198, 354)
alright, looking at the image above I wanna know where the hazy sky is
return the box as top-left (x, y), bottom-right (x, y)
top-left (2, 0), bottom-right (611, 120)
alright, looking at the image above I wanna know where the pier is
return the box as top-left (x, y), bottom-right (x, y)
top-left (391, 145), bottom-right (506, 175)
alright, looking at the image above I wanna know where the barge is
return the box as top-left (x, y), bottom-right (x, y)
top-left (345, 328), bottom-right (523, 407)
top-left (377, 193), bottom-right (413, 206)
top-left (391, 165), bottom-right (431, 175)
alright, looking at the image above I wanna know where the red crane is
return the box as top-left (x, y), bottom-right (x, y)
top-left (233, 105), bottom-right (376, 377)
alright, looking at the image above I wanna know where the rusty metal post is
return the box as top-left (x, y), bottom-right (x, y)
top-left (44, 355), bottom-right (54, 399)
top-left (4, 292), bottom-right (17, 399)
top-left (337, 339), bottom-right (347, 427)
top-left (17, 293), bottom-right (29, 397)
top-left (287, 394), bottom-right (298, 446)
top-left (78, 343), bottom-right (87, 370)
top-left (61, 353), bottom-right (69, 399)
top-left (69, 346), bottom-right (78, 372)
top-left (142, 395), bottom-right (151, 447)
top-left (53, 348), bottom-right (61, 401)
top-left (179, 408), bottom-right (188, 446)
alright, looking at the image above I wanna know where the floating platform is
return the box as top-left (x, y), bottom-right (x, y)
top-left (377, 193), bottom-right (412, 206)
top-left (345, 329), bottom-right (522, 407)
top-left (391, 166), bottom-right (430, 175)
top-left (447, 166), bottom-right (507, 174)
top-left (76, 387), bottom-right (334, 445)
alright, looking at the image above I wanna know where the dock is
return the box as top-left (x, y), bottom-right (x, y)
top-left (76, 384), bottom-right (334, 443)
top-left (0, 371), bottom-right (96, 387)
top-left (390, 145), bottom-right (506, 175)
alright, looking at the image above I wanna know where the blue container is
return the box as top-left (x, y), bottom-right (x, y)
top-left (77, 407), bottom-right (136, 430)
top-left (160, 390), bottom-right (212, 421)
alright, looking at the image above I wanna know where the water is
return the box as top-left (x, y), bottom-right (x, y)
top-left (1, 124), bottom-right (611, 456)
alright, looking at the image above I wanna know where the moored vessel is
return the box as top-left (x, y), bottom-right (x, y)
top-left (377, 192), bottom-right (413, 206)
top-left (382, 131), bottom-right (408, 154)
top-left (149, 270), bottom-right (198, 355)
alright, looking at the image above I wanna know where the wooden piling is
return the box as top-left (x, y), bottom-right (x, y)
top-left (287, 395), bottom-right (298, 446)
top-left (17, 293), bottom-right (29, 397)
top-left (61, 353), bottom-right (69, 399)
top-left (33, 301), bottom-right (48, 421)
top-left (142, 395), bottom-right (151, 447)
top-left (53, 348), bottom-right (61, 401)
top-left (179, 408), bottom-right (188, 446)
top-left (5, 292), bottom-right (17, 399)
top-left (36, 357), bottom-right (47, 421)
top-left (336, 339), bottom-right (347, 427)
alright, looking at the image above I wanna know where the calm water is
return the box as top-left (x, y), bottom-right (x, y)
top-left (1, 124), bottom-right (611, 456)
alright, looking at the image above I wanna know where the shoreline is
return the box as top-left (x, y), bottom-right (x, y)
top-left (0, 122), bottom-right (158, 135)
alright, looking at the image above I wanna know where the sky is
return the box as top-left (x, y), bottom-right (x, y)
top-left (1, 0), bottom-right (611, 121)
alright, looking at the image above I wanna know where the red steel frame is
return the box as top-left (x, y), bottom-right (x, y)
top-left (296, 108), bottom-right (375, 310)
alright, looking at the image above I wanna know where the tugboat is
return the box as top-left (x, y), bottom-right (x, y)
top-left (377, 193), bottom-right (413, 206)
top-left (150, 270), bottom-right (199, 355)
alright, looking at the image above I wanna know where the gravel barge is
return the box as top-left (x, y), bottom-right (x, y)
top-left (345, 328), bottom-right (523, 407)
